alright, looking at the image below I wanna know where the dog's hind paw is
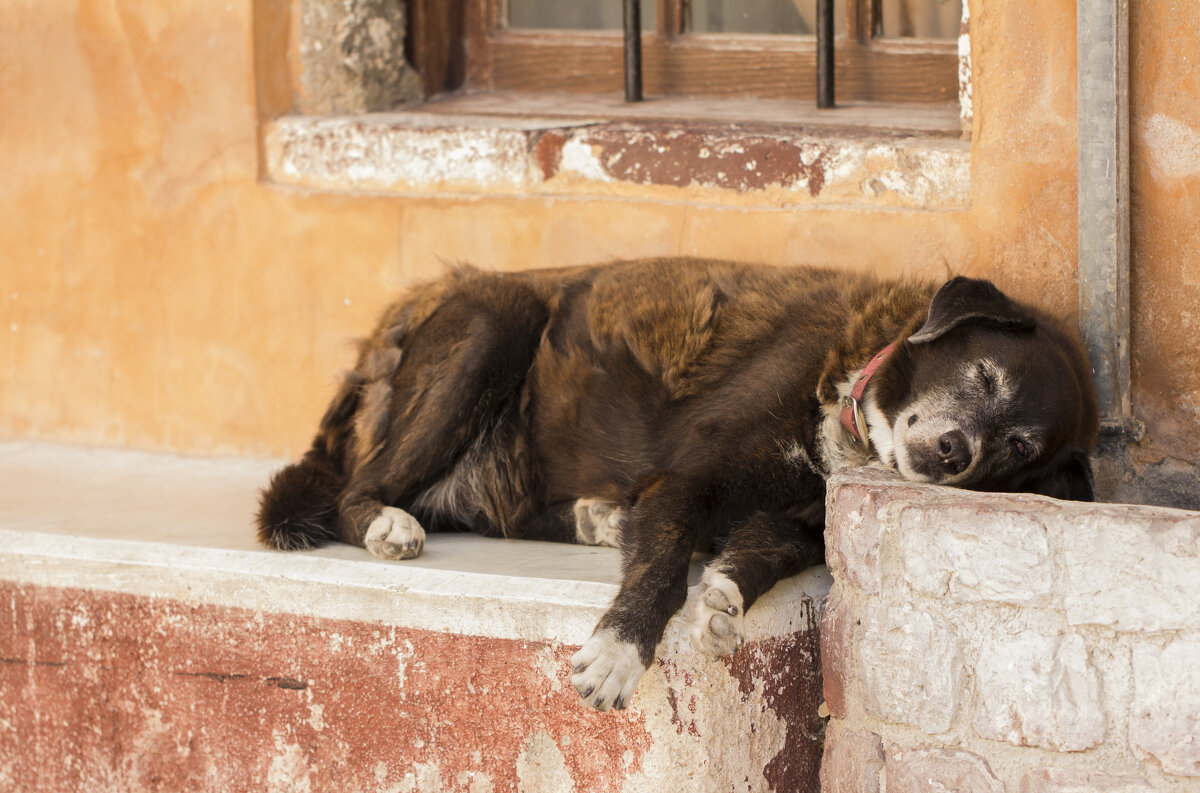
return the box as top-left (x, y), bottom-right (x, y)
top-left (688, 569), bottom-right (746, 658)
top-left (569, 628), bottom-right (645, 711)
top-left (364, 507), bottom-right (426, 560)
top-left (572, 498), bottom-right (624, 547)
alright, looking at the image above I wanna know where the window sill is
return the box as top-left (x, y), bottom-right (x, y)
top-left (263, 93), bottom-right (970, 210)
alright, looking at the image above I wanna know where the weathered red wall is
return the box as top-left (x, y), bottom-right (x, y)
top-left (0, 581), bottom-right (822, 791)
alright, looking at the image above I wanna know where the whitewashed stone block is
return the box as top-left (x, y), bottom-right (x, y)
top-left (899, 504), bottom-right (1051, 604)
top-left (859, 603), bottom-right (963, 734)
top-left (820, 723), bottom-right (884, 793)
top-left (1063, 508), bottom-right (1200, 631)
top-left (1131, 639), bottom-right (1200, 777)
top-left (825, 483), bottom-right (884, 594)
top-left (974, 632), bottom-right (1104, 751)
top-left (1020, 768), bottom-right (1159, 792)
top-left (886, 746), bottom-right (1003, 793)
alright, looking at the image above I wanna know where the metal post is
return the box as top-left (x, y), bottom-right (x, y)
top-left (1077, 0), bottom-right (1133, 434)
top-left (624, 0), bottom-right (643, 102)
top-left (817, 0), bottom-right (835, 108)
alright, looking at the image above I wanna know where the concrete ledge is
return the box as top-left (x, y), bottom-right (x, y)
top-left (0, 442), bottom-right (829, 792)
top-left (263, 111), bottom-right (970, 210)
top-left (821, 467), bottom-right (1200, 791)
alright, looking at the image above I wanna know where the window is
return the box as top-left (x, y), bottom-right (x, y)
top-left (265, 0), bottom-right (971, 208)
top-left (408, 0), bottom-right (961, 105)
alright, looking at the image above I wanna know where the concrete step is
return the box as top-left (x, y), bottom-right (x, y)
top-left (0, 442), bottom-right (829, 793)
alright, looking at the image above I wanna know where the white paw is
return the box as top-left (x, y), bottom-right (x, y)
top-left (569, 628), bottom-right (645, 711)
top-left (689, 569), bottom-right (746, 658)
top-left (364, 507), bottom-right (426, 560)
top-left (572, 498), bottom-right (625, 547)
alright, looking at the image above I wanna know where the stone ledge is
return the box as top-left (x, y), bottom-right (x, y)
top-left (263, 111), bottom-right (970, 210)
top-left (821, 467), bottom-right (1200, 789)
top-left (0, 442), bottom-right (829, 792)
top-left (824, 466), bottom-right (1200, 631)
top-left (0, 441), bottom-right (829, 643)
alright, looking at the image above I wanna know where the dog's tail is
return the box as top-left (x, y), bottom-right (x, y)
top-left (256, 447), bottom-right (344, 550)
top-left (256, 376), bottom-right (362, 551)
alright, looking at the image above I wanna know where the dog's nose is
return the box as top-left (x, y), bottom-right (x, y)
top-left (937, 430), bottom-right (971, 474)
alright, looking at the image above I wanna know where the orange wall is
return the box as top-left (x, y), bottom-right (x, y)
top-left (1129, 2), bottom-right (1200, 465)
top-left (0, 0), bottom-right (1196, 469)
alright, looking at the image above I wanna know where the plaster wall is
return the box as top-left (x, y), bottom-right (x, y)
top-left (0, 0), bottom-right (1197, 483)
top-left (0, 442), bottom-right (831, 792)
top-left (1128, 2), bottom-right (1200, 466)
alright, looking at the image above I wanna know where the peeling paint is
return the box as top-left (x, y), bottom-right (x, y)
top-left (267, 736), bottom-right (313, 793)
top-left (270, 116), bottom-right (539, 192)
top-left (532, 131), bottom-right (566, 180)
top-left (265, 116), bottom-right (970, 209)
top-left (558, 138), bottom-right (614, 184)
top-left (410, 763), bottom-right (443, 793)
top-left (0, 582), bottom-right (660, 792)
top-left (726, 630), bottom-right (825, 791)
top-left (515, 731), bottom-right (575, 793)
top-left (534, 644), bottom-right (565, 692)
top-left (576, 126), bottom-right (830, 195)
top-left (456, 769), bottom-right (495, 793)
top-left (0, 577), bottom-right (826, 792)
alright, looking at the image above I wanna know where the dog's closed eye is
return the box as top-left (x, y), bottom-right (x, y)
top-left (977, 362), bottom-right (995, 394)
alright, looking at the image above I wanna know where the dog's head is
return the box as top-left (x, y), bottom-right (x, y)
top-left (873, 277), bottom-right (1100, 501)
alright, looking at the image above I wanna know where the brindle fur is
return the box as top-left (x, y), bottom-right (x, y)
top-left (257, 258), bottom-right (1098, 709)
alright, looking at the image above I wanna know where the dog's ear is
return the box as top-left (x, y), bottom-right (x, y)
top-left (1020, 447), bottom-right (1095, 502)
top-left (909, 276), bottom-right (1036, 344)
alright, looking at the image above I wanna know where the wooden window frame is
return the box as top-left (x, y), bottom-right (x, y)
top-left (409, 0), bottom-right (959, 105)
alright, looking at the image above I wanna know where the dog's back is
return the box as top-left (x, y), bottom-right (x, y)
top-left (258, 259), bottom-right (921, 549)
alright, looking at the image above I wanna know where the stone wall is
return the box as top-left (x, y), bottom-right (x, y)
top-left (819, 468), bottom-right (1200, 792)
top-left (295, 0), bottom-right (422, 113)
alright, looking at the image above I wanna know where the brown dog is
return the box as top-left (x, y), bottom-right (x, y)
top-left (257, 259), bottom-right (1098, 710)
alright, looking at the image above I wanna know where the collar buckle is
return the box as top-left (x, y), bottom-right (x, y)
top-left (838, 343), bottom-right (898, 447)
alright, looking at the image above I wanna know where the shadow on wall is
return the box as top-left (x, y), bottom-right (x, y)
top-left (1094, 437), bottom-right (1200, 512)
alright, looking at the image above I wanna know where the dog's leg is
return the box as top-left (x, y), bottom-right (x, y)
top-left (338, 284), bottom-right (550, 558)
top-left (570, 473), bottom-right (699, 710)
top-left (689, 511), bottom-right (824, 657)
top-left (514, 501), bottom-right (579, 544)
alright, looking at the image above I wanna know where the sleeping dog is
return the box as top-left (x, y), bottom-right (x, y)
top-left (257, 259), bottom-right (1099, 711)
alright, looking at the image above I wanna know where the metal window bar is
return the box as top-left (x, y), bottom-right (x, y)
top-left (817, 0), bottom-right (835, 107)
top-left (620, 0), bottom-right (834, 106)
top-left (624, 0), bottom-right (643, 101)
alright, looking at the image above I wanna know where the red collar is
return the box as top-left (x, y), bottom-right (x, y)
top-left (839, 343), bottom-right (898, 445)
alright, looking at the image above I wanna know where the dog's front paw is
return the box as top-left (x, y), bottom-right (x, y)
top-left (364, 507), bottom-right (426, 560)
top-left (569, 628), bottom-right (645, 711)
top-left (689, 570), bottom-right (746, 657)
top-left (572, 498), bottom-right (624, 547)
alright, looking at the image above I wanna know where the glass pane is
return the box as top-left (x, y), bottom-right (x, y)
top-left (506, 0), bottom-right (657, 31)
top-left (880, 0), bottom-right (962, 39)
top-left (689, 0), bottom-right (845, 36)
